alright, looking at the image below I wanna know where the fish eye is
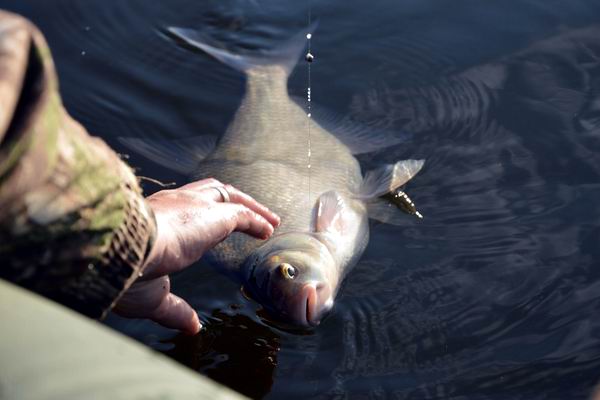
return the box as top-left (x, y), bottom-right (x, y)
top-left (279, 263), bottom-right (297, 279)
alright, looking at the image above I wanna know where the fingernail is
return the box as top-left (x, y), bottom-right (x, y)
top-left (185, 316), bottom-right (202, 336)
top-left (262, 226), bottom-right (274, 240)
top-left (271, 213), bottom-right (281, 227)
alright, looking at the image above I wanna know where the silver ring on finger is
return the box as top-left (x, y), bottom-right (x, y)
top-left (215, 186), bottom-right (231, 203)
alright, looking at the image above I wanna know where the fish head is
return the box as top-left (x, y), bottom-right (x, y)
top-left (241, 232), bottom-right (337, 328)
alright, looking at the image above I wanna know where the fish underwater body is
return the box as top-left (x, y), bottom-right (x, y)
top-left (121, 24), bottom-right (425, 328)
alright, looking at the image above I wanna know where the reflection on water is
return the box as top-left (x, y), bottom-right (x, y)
top-left (163, 309), bottom-right (280, 399)
top-left (3, 0), bottom-right (600, 398)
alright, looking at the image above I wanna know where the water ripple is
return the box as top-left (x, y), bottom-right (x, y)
top-left (6, 1), bottom-right (600, 399)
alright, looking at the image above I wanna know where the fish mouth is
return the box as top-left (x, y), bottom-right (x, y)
top-left (303, 284), bottom-right (319, 327)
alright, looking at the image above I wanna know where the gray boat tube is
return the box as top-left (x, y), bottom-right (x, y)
top-left (0, 279), bottom-right (245, 400)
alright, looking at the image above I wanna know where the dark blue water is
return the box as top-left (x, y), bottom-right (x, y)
top-left (4, 0), bottom-right (600, 398)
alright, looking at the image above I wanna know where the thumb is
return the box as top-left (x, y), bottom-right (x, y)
top-left (148, 292), bottom-right (202, 335)
top-left (114, 278), bottom-right (202, 335)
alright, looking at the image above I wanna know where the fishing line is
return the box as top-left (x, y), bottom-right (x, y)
top-left (306, 0), bottom-right (314, 206)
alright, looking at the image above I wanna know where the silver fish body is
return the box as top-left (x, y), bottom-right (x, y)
top-left (123, 26), bottom-right (425, 328)
top-left (197, 67), bottom-right (365, 270)
top-left (196, 66), bottom-right (369, 325)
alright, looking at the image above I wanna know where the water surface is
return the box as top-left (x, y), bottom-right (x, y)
top-left (3, 1), bottom-right (600, 398)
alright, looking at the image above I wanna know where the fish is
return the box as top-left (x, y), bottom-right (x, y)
top-left (120, 24), bottom-right (425, 328)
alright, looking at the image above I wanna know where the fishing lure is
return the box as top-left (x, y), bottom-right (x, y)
top-left (386, 188), bottom-right (423, 219)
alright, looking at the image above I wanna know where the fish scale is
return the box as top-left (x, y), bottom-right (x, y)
top-left (196, 80), bottom-right (363, 267)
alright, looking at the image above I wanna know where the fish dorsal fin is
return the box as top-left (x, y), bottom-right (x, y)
top-left (357, 159), bottom-right (425, 200)
top-left (291, 96), bottom-right (412, 154)
top-left (118, 135), bottom-right (218, 176)
top-left (168, 22), bottom-right (318, 77)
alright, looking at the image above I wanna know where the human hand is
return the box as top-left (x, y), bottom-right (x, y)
top-left (113, 178), bottom-right (280, 334)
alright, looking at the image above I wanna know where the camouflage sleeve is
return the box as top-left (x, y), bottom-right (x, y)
top-left (0, 11), bottom-right (157, 319)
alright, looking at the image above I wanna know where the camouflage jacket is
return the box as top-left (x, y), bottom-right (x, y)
top-left (0, 11), bottom-right (156, 319)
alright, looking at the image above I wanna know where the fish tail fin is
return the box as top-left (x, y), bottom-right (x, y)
top-left (357, 160), bottom-right (425, 226)
top-left (357, 160), bottom-right (425, 200)
top-left (168, 21), bottom-right (317, 77)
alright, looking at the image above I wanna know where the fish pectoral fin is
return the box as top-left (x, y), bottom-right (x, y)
top-left (356, 159), bottom-right (425, 200)
top-left (314, 191), bottom-right (359, 237)
top-left (168, 22), bottom-right (317, 77)
top-left (291, 96), bottom-right (412, 154)
top-left (314, 191), bottom-right (367, 264)
top-left (118, 135), bottom-right (218, 176)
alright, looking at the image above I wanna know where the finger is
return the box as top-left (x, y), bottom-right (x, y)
top-left (114, 277), bottom-right (202, 335)
top-left (113, 278), bottom-right (169, 317)
top-left (206, 184), bottom-right (281, 227)
top-left (148, 293), bottom-right (202, 335)
top-left (176, 182), bottom-right (281, 228)
top-left (180, 177), bottom-right (223, 191)
top-left (219, 203), bottom-right (276, 240)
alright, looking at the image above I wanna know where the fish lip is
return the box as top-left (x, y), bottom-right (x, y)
top-left (304, 284), bottom-right (319, 327)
